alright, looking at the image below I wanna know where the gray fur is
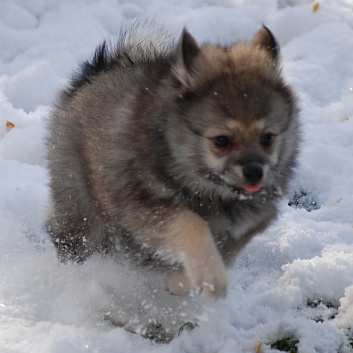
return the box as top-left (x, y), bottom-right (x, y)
top-left (47, 23), bottom-right (300, 297)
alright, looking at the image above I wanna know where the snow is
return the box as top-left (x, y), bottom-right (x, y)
top-left (1, 0), bottom-right (353, 352)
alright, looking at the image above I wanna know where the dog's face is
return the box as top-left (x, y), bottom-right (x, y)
top-left (164, 28), bottom-right (299, 199)
top-left (185, 80), bottom-right (296, 196)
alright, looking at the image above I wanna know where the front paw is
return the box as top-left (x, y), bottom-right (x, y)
top-left (166, 270), bottom-right (191, 296)
top-left (167, 261), bottom-right (228, 298)
top-left (186, 253), bottom-right (228, 298)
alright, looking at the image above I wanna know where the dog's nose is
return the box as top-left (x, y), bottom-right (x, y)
top-left (242, 164), bottom-right (263, 184)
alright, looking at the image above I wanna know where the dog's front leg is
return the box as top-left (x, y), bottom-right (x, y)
top-left (161, 210), bottom-right (228, 298)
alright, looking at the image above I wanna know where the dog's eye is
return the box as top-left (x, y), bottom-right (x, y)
top-left (260, 133), bottom-right (275, 148)
top-left (213, 136), bottom-right (232, 149)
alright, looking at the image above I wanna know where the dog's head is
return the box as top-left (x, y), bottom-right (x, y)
top-left (163, 27), bottom-right (300, 199)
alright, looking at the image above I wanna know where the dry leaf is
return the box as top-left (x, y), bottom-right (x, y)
top-left (6, 120), bottom-right (15, 132)
top-left (312, 2), bottom-right (320, 13)
top-left (255, 343), bottom-right (263, 353)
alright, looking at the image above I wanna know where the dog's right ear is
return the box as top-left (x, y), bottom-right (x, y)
top-left (178, 29), bottom-right (200, 72)
top-left (172, 29), bottom-right (201, 89)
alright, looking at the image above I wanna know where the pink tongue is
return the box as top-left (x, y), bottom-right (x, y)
top-left (244, 185), bottom-right (261, 193)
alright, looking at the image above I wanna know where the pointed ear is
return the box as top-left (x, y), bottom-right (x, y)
top-left (178, 28), bottom-right (200, 72)
top-left (172, 28), bottom-right (201, 88)
top-left (251, 26), bottom-right (279, 62)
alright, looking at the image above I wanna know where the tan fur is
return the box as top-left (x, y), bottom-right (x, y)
top-left (161, 210), bottom-right (227, 297)
top-left (166, 270), bottom-right (191, 296)
top-left (173, 40), bottom-right (278, 93)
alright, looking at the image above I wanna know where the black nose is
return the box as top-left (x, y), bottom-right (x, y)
top-left (242, 164), bottom-right (263, 184)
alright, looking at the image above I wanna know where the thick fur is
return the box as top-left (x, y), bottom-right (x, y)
top-left (47, 21), bottom-right (300, 298)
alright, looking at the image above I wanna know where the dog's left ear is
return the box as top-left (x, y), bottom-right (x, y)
top-left (251, 26), bottom-right (279, 63)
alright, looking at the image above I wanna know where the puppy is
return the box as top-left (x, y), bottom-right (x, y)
top-left (47, 21), bottom-right (300, 298)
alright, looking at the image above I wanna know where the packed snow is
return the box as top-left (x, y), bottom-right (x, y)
top-left (1, 0), bottom-right (353, 352)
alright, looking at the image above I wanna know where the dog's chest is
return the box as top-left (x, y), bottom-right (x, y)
top-left (190, 198), bottom-right (261, 241)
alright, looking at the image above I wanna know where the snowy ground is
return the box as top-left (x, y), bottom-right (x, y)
top-left (1, 0), bottom-right (353, 352)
